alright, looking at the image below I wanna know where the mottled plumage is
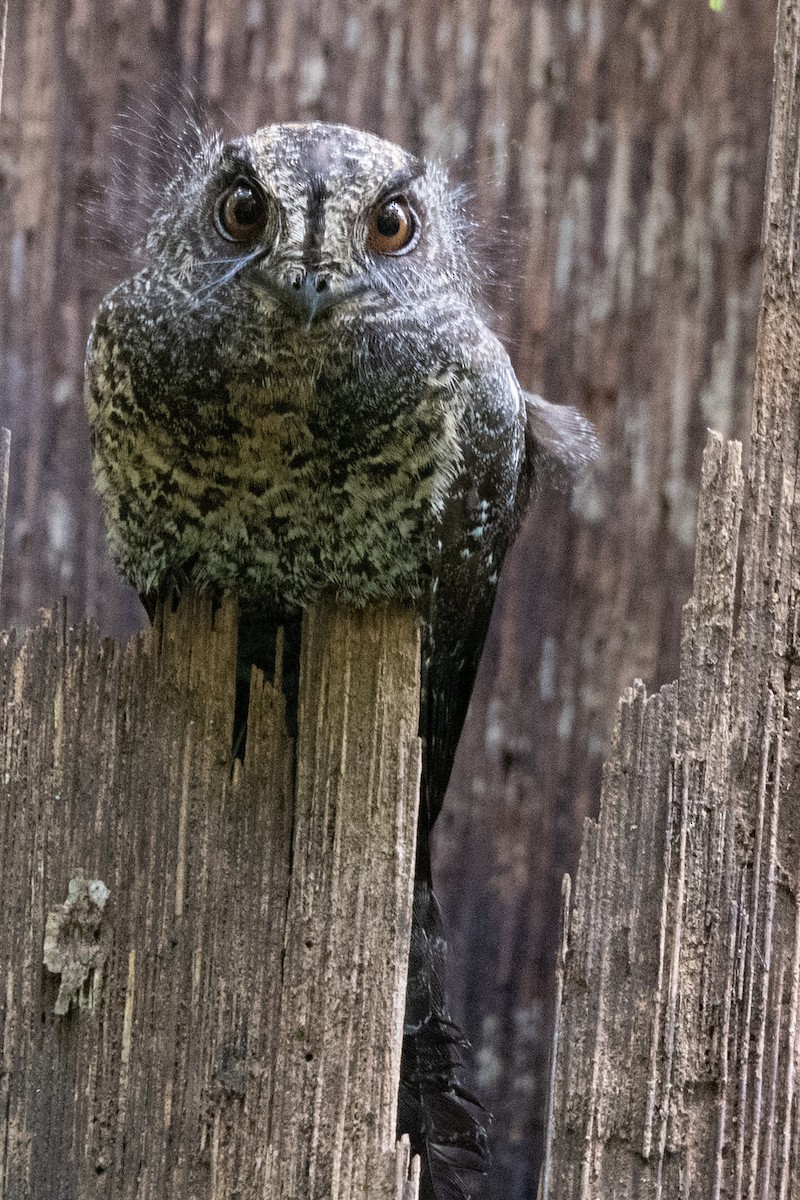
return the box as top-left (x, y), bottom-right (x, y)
top-left (85, 121), bottom-right (596, 1199)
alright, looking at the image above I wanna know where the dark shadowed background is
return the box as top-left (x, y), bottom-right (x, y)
top-left (0, 2), bottom-right (777, 1195)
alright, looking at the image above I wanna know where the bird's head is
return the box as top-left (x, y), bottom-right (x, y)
top-left (145, 122), bottom-right (475, 324)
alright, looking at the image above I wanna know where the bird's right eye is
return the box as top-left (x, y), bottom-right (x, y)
top-left (214, 180), bottom-right (269, 243)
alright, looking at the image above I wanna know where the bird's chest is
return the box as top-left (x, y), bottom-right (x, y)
top-left (127, 356), bottom-right (462, 609)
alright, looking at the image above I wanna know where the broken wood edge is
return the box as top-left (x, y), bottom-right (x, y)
top-left (2, 585), bottom-right (424, 1197)
top-left (538, 1), bottom-right (800, 1191)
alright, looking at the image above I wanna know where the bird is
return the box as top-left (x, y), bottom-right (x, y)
top-left (85, 120), bottom-right (597, 1199)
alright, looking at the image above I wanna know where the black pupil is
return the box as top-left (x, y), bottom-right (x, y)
top-left (227, 186), bottom-right (261, 230)
top-left (376, 203), bottom-right (403, 238)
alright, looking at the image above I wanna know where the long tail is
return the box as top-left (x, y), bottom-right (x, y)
top-left (398, 870), bottom-right (490, 1200)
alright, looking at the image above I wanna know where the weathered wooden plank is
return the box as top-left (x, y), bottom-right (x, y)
top-left (540, 1), bottom-right (800, 1194)
top-left (264, 602), bottom-right (422, 1199)
top-left (0, 2), bottom-right (780, 1187)
top-left (0, 592), bottom-right (421, 1199)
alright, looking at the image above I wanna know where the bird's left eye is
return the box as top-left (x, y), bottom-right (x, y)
top-left (214, 180), bottom-right (269, 243)
top-left (367, 197), bottom-right (419, 255)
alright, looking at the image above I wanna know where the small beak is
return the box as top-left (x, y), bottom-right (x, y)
top-left (273, 268), bottom-right (369, 326)
top-left (281, 269), bottom-right (338, 323)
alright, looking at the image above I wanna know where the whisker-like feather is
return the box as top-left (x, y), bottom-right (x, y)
top-left (189, 249), bottom-right (263, 303)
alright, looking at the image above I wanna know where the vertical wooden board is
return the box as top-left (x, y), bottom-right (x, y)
top-left (265, 601), bottom-right (422, 1200)
top-left (0, 595), bottom-right (296, 1199)
top-left (540, 0), bottom-right (800, 1194)
top-left (541, 427), bottom-right (746, 1196)
top-left (0, 591), bottom-right (424, 1199)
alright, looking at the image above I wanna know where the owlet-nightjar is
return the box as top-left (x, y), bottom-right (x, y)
top-left (85, 121), bottom-right (597, 1200)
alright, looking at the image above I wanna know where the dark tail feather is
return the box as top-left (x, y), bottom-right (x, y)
top-left (398, 872), bottom-right (490, 1200)
top-left (523, 389), bottom-right (599, 488)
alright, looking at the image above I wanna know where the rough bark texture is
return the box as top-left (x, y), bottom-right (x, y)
top-left (541, 1), bottom-right (800, 1192)
top-left (0, 3), bottom-right (778, 1193)
top-left (0, 591), bottom-right (421, 1200)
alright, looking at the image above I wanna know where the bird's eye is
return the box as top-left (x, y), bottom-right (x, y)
top-left (367, 197), bottom-right (419, 255)
top-left (214, 180), bottom-right (269, 243)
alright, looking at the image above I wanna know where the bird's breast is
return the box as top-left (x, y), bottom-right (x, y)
top-left (100, 359), bottom-right (463, 610)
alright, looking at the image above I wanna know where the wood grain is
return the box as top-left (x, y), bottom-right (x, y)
top-left (0, 3), bottom-right (779, 1191)
top-left (541, 2), bottom-right (800, 1192)
top-left (0, 592), bottom-right (421, 1199)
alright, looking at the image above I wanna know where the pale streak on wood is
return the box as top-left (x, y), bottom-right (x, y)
top-left (118, 948), bottom-right (136, 1121)
top-left (762, 960), bottom-right (786, 1199)
top-left (778, 890), bottom-right (800, 1200)
top-left (174, 728), bottom-right (191, 921)
top-left (655, 754), bottom-right (689, 1198)
top-left (539, 872), bottom-right (570, 1200)
top-left (747, 716), bottom-right (784, 1200)
top-left (711, 896), bottom-right (739, 1200)
top-left (643, 733), bottom-right (677, 1164)
top-left (582, 928), bottom-right (607, 1197)
top-left (735, 688), bottom-right (775, 1200)
top-left (0, 0), bottom-right (7, 118)
top-left (0, 429), bottom-right (9, 608)
top-left (541, 0), bottom-right (800, 1193)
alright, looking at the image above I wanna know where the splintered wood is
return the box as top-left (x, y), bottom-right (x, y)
top-left (0, 594), bottom-right (421, 1199)
top-left (541, 2), bottom-right (800, 1196)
